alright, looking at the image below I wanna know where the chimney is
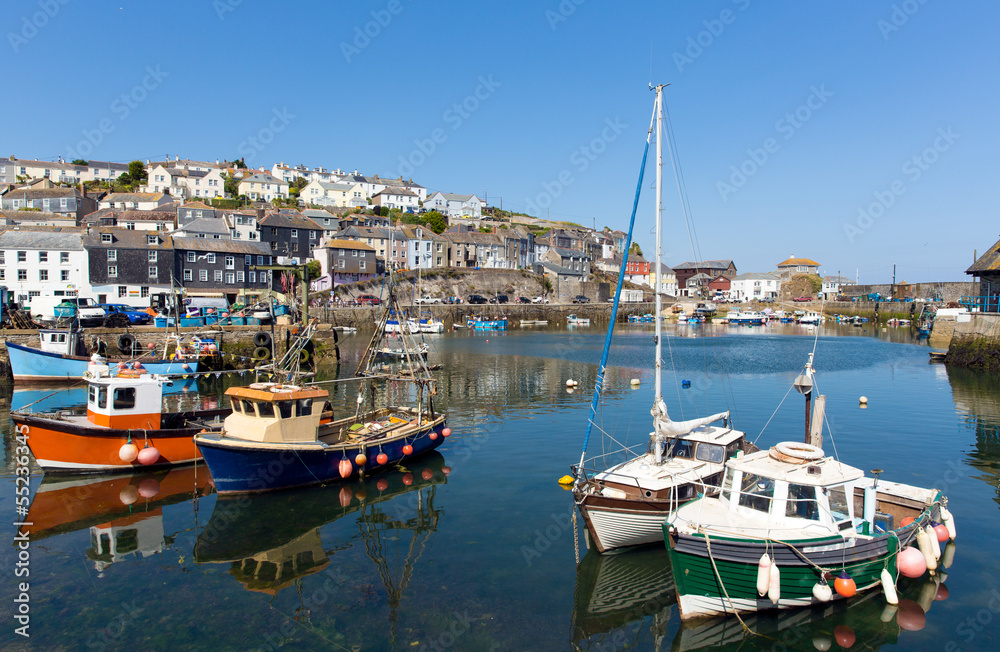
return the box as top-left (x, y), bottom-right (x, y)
top-left (175, 155), bottom-right (179, 161)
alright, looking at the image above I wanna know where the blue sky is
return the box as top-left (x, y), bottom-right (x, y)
top-left (4, 0), bottom-right (998, 283)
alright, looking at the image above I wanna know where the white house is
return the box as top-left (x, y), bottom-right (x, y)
top-left (0, 157), bottom-right (127, 185)
top-left (99, 192), bottom-right (172, 211)
top-left (143, 165), bottom-right (225, 199)
top-left (424, 192), bottom-right (483, 219)
top-left (729, 272), bottom-right (782, 302)
top-left (0, 227), bottom-right (91, 310)
top-left (372, 187), bottom-right (420, 212)
top-left (299, 180), bottom-right (366, 208)
top-left (238, 173), bottom-right (289, 202)
top-left (272, 162), bottom-right (337, 184)
top-left (822, 275), bottom-right (854, 300)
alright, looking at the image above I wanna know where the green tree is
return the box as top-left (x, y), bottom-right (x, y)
top-left (305, 260), bottom-right (322, 280)
top-left (127, 160), bottom-right (147, 186)
top-left (629, 242), bottom-right (643, 257)
top-left (71, 159), bottom-right (88, 166)
top-left (224, 173), bottom-right (240, 198)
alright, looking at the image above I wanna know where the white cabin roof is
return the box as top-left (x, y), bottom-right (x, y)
top-left (729, 447), bottom-right (864, 487)
top-left (670, 425), bottom-right (746, 447)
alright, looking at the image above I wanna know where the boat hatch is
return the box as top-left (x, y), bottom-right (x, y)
top-left (87, 376), bottom-right (163, 429)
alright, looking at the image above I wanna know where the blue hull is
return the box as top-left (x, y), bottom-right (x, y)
top-left (470, 319), bottom-right (507, 330)
top-left (195, 418), bottom-right (447, 494)
top-left (5, 341), bottom-right (199, 382)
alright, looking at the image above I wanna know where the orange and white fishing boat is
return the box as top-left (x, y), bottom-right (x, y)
top-left (11, 361), bottom-right (231, 473)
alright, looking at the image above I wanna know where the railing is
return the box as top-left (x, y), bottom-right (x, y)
top-left (959, 295), bottom-right (1000, 313)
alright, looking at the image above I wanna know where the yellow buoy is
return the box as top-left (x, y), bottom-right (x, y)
top-left (859, 396), bottom-right (868, 404)
top-left (558, 475), bottom-right (575, 486)
top-left (630, 378), bottom-right (640, 386)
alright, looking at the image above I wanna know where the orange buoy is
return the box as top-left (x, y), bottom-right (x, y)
top-left (442, 466), bottom-right (451, 476)
top-left (834, 572), bottom-right (857, 598)
top-left (421, 468), bottom-right (433, 480)
top-left (429, 432), bottom-right (438, 440)
top-left (355, 453), bottom-right (368, 467)
top-left (901, 516), bottom-right (915, 527)
top-left (933, 523), bottom-right (950, 543)
top-left (338, 459), bottom-right (353, 478)
top-left (137, 446), bottom-right (160, 466)
top-left (355, 488), bottom-right (367, 501)
top-left (402, 473), bottom-right (414, 486)
top-left (442, 428), bottom-right (452, 437)
top-left (376, 453), bottom-right (388, 465)
top-left (402, 444), bottom-right (414, 456)
top-left (376, 478), bottom-right (388, 491)
top-left (119, 442), bottom-right (139, 463)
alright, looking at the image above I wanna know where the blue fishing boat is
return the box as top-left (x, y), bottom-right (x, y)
top-left (195, 295), bottom-right (449, 494)
top-left (6, 329), bottom-right (199, 382)
top-left (467, 315), bottom-right (508, 330)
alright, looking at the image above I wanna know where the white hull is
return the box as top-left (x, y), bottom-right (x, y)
top-left (418, 321), bottom-right (445, 333)
top-left (583, 505), bottom-right (669, 551)
top-left (678, 593), bottom-right (819, 620)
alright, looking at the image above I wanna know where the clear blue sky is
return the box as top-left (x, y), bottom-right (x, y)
top-left (4, 0), bottom-right (998, 284)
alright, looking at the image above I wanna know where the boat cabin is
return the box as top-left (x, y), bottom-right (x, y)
top-left (223, 383), bottom-right (330, 443)
top-left (85, 365), bottom-right (166, 429)
top-left (715, 445), bottom-right (937, 537)
top-left (40, 329), bottom-right (86, 356)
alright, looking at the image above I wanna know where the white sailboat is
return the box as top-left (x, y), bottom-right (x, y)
top-left (572, 85), bottom-right (754, 554)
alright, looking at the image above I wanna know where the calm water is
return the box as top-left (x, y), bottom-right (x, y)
top-left (2, 321), bottom-right (998, 651)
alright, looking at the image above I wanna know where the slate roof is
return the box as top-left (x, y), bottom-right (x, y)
top-left (0, 227), bottom-right (84, 249)
top-left (102, 192), bottom-right (168, 203)
top-left (732, 272), bottom-right (782, 281)
top-left (84, 228), bottom-right (172, 250)
top-left (967, 237), bottom-right (1000, 274)
top-left (179, 217), bottom-right (231, 235)
top-left (321, 239), bottom-right (375, 251)
top-left (171, 237), bottom-right (272, 255)
top-left (259, 212), bottom-right (321, 230)
top-left (2, 187), bottom-right (81, 199)
top-left (672, 260), bottom-right (734, 271)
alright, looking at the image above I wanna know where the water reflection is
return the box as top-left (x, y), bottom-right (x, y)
top-left (945, 364), bottom-right (1000, 506)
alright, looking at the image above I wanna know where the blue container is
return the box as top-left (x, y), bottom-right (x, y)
top-left (154, 317), bottom-right (167, 328)
top-left (229, 316), bottom-right (246, 325)
top-left (245, 317), bottom-right (260, 326)
top-left (273, 304), bottom-right (290, 316)
top-left (180, 316), bottom-right (205, 327)
top-left (204, 314), bottom-right (219, 325)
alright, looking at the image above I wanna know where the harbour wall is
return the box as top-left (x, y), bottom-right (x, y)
top-left (839, 281), bottom-right (974, 302)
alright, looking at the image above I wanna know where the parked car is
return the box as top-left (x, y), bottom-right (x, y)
top-left (517, 296), bottom-right (531, 304)
top-left (54, 297), bottom-right (106, 326)
top-left (414, 295), bottom-right (441, 305)
top-left (490, 295), bottom-right (509, 304)
top-left (357, 295), bottom-right (381, 306)
top-left (572, 295), bottom-right (590, 304)
top-left (468, 294), bottom-right (488, 304)
top-left (444, 296), bottom-right (463, 304)
top-left (792, 296), bottom-right (813, 302)
top-left (98, 303), bottom-right (152, 326)
top-left (531, 296), bottom-right (550, 304)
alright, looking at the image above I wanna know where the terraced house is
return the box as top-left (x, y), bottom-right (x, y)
top-left (0, 226), bottom-right (89, 311)
top-left (1, 187), bottom-right (97, 222)
top-left (258, 212), bottom-right (323, 264)
top-left (172, 238), bottom-right (275, 304)
top-left (313, 239), bottom-right (380, 290)
top-left (84, 228), bottom-right (174, 307)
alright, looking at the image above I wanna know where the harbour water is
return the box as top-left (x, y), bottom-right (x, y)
top-left (2, 322), bottom-right (998, 650)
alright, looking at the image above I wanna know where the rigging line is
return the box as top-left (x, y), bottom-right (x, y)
top-left (662, 98), bottom-right (702, 263)
top-left (575, 93), bottom-right (657, 477)
top-left (814, 376), bottom-right (842, 463)
top-left (752, 382), bottom-right (796, 445)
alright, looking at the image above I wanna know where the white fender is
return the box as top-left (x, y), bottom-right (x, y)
top-left (916, 526), bottom-right (938, 572)
top-left (880, 568), bottom-right (898, 605)
top-left (926, 524), bottom-right (942, 561)
top-left (941, 506), bottom-right (957, 540)
top-left (942, 542), bottom-right (956, 569)
top-left (812, 580), bottom-right (833, 602)
top-left (768, 564), bottom-right (781, 604)
top-left (756, 554), bottom-right (772, 597)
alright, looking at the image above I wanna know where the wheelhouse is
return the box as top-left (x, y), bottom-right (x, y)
top-left (223, 383), bottom-right (329, 443)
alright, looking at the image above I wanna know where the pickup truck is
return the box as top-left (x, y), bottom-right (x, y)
top-left (414, 295), bottom-right (441, 305)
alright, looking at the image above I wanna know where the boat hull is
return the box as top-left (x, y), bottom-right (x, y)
top-left (11, 409), bottom-right (228, 473)
top-left (578, 495), bottom-right (678, 553)
top-left (664, 521), bottom-right (927, 619)
top-left (195, 414), bottom-right (447, 494)
top-left (6, 341), bottom-right (198, 382)
top-left (470, 319), bottom-right (507, 330)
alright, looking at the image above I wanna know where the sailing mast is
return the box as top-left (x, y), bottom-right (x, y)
top-left (654, 85), bottom-right (664, 407)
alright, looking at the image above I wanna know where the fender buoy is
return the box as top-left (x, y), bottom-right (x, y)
top-left (253, 346), bottom-right (272, 361)
top-left (771, 441), bottom-right (824, 463)
top-left (253, 331), bottom-right (273, 348)
top-left (298, 348), bottom-right (310, 363)
top-left (117, 334), bottom-right (135, 354)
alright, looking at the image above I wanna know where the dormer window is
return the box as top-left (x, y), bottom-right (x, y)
top-left (101, 234), bottom-right (112, 243)
top-left (147, 235), bottom-right (158, 245)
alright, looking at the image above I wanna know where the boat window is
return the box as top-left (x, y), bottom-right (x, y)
top-left (785, 484), bottom-right (819, 520)
top-left (695, 443), bottom-right (725, 464)
top-left (721, 469), bottom-right (737, 503)
top-left (827, 485), bottom-right (851, 523)
top-left (738, 473), bottom-right (774, 513)
top-left (257, 402), bottom-right (275, 418)
top-left (88, 385), bottom-right (97, 405)
top-left (297, 398), bottom-right (313, 417)
top-left (665, 439), bottom-right (694, 459)
top-left (277, 401), bottom-right (293, 419)
top-left (113, 387), bottom-right (136, 410)
top-left (97, 386), bottom-right (107, 409)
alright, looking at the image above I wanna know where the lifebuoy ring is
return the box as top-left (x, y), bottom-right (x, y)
top-left (772, 441), bottom-right (824, 463)
top-left (252, 346), bottom-right (272, 361)
top-left (254, 331), bottom-right (272, 348)
top-left (298, 348), bottom-right (310, 363)
top-left (117, 334), bottom-right (135, 354)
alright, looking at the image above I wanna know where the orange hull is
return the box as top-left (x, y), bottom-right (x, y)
top-left (24, 465), bottom-right (214, 540)
top-left (13, 417), bottom-right (203, 472)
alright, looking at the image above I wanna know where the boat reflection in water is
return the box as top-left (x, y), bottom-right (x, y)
top-left (23, 465), bottom-right (214, 574)
top-left (570, 540), bottom-right (954, 650)
top-left (194, 451), bottom-right (448, 607)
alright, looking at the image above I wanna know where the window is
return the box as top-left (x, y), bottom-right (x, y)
top-left (309, 231), bottom-right (316, 240)
top-left (125, 223), bottom-right (135, 230)
top-left (237, 271), bottom-right (244, 283)
top-left (39, 252), bottom-right (47, 263)
top-left (61, 270), bottom-right (69, 281)
top-left (108, 250), bottom-right (117, 261)
top-left (291, 229), bottom-right (298, 239)
top-left (277, 401), bottom-right (293, 419)
top-left (339, 260), bottom-right (346, 269)
top-left (352, 250), bottom-right (358, 257)
top-left (108, 266), bottom-right (118, 277)
top-left (17, 251), bottom-right (26, 263)
top-left (141, 287), bottom-right (149, 298)
top-left (147, 235), bottom-right (158, 245)
top-left (249, 271), bottom-right (256, 283)
top-left (695, 444), bottom-right (725, 464)
top-left (17, 269), bottom-right (26, 281)
top-left (60, 252), bottom-right (69, 263)
top-left (786, 484), bottom-right (819, 520)
top-left (148, 266), bottom-right (157, 278)
top-left (225, 272), bottom-right (235, 284)
top-left (257, 401), bottom-right (274, 418)
top-left (38, 270), bottom-right (48, 281)
top-left (207, 253), bottom-right (216, 264)
top-left (118, 286), bottom-right (127, 298)
top-left (245, 255), bottom-right (251, 264)
top-left (199, 270), bottom-right (207, 282)
top-left (360, 261), bottom-right (366, 270)
top-left (101, 234), bottom-right (112, 243)
top-left (214, 270), bottom-right (222, 282)
top-left (0, 252), bottom-right (3, 264)
top-left (257, 256), bottom-right (264, 265)
top-left (113, 387), bottom-right (136, 410)
top-left (183, 269), bottom-right (193, 282)
top-left (827, 485), bottom-right (851, 525)
top-left (225, 255), bottom-right (234, 269)
top-left (28, 290), bottom-right (39, 299)
top-left (339, 249), bottom-right (345, 256)
top-left (148, 251), bottom-right (157, 262)
top-left (738, 473), bottom-right (774, 513)
top-left (0, 270), bottom-right (4, 280)
top-left (187, 252), bottom-right (196, 262)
